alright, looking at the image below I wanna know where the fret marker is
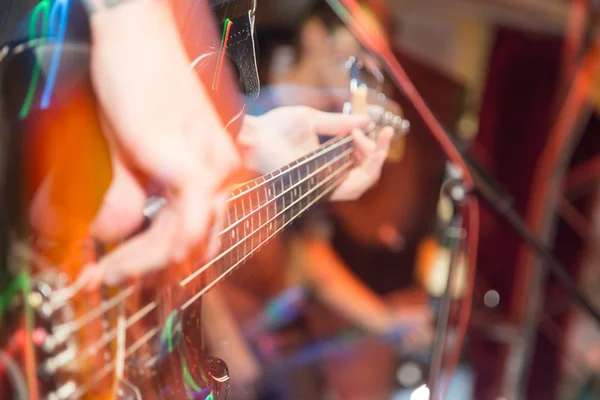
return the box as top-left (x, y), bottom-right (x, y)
top-left (268, 188), bottom-right (272, 197)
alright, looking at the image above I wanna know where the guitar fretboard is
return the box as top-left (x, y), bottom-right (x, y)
top-left (180, 136), bottom-right (355, 307)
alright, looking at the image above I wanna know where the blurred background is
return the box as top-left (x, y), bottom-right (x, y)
top-left (202, 1), bottom-right (600, 399)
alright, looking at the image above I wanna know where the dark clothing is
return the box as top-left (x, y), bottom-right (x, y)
top-left (0, 0), bottom-right (38, 45)
top-left (1, 0), bottom-right (91, 46)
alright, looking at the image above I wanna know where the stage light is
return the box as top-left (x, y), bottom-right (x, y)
top-left (396, 362), bottom-right (422, 387)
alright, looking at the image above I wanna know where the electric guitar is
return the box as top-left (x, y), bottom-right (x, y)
top-left (0, 32), bottom-right (408, 400)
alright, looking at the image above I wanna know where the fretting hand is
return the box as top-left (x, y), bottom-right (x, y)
top-left (239, 106), bottom-right (394, 202)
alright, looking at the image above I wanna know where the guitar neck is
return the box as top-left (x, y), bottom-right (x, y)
top-left (179, 135), bottom-right (355, 308)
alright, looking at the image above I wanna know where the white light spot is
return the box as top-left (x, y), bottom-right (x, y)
top-left (396, 362), bottom-right (422, 387)
top-left (484, 290), bottom-right (500, 308)
top-left (246, 220), bottom-right (250, 229)
top-left (268, 188), bottom-right (272, 197)
top-left (269, 222), bottom-right (273, 231)
top-left (410, 384), bottom-right (430, 400)
top-left (231, 231), bottom-right (236, 239)
top-left (293, 189), bottom-right (297, 196)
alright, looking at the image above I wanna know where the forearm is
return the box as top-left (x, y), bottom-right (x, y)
top-left (301, 238), bottom-right (391, 333)
top-left (86, 0), bottom-right (245, 141)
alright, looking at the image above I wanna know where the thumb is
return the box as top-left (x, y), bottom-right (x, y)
top-left (90, 158), bottom-right (147, 243)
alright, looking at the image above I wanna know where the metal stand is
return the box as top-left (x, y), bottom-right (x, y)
top-left (427, 164), bottom-right (466, 400)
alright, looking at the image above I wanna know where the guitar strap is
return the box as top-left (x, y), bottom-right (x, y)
top-left (173, 0), bottom-right (260, 139)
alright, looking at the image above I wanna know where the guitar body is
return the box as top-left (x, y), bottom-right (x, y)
top-left (0, 40), bottom-right (230, 400)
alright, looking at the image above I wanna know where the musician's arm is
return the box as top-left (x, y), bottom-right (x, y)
top-left (295, 236), bottom-right (392, 333)
top-left (295, 235), bottom-right (429, 334)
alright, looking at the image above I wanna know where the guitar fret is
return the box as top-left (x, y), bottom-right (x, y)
top-left (304, 161), bottom-right (312, 208)
top-left (233, 200), bottom-right (241, 266)
top-left (280, 174), bottom-right (286, 226)
top-left (206, 140), bottom-right (355, 293)
top-left (256, 191), bottom-right (263, 244)
top-left (271, 180), bottom-right (278, 232)
top-left (288, 171), bottom-right (294, 225)
top-left (242, 196), bottom-right (250, 260)
top-left (175, 136), bottom-right (362, 323)
top-left (295, 164), bottom-right (303, 212)
top-left (248, 194), bottom-right (255, 254)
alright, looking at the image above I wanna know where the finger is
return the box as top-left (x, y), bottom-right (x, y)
top-left (170, 118), bottom-right (241, 262)
top-left (376, 126), bottom-right (394, 154)
top-left (370, 126), bottom-right (394, 172)
top-left (206, 191), bottom-right (230, 258)
top-left (361, 127), bottom-right (393, 175)
top-left (172, 171), bottom-right (239, 263)
top-left (81, 207), bottom-right (178, 289)
top-left (310, 109), bottom-right (371, 136)
top-left (90, 158), bottom-right (147, 243)
top-left (352, 129), bottom-right (377, 163)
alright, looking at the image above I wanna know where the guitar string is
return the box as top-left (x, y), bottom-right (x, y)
top-left (219, 135), bottom-right (352, 232)
top-left (181, 147), bottom-right (356, 287)
top-left (50, 141), bottom-right (354, 339)
top-left (226, 134), bottom-right (351, 201)
top-left (70, 164), bottom-right (352, 399)
top-left (180, 157), bottom-right (354, 307)
top-left (66, 164), bottom-right (352, 400)
top-left (49, 133), bottom-right (353, 308)
top-left (63, 155), bottom-right (354, 363)
top-left (50, 121), bottom-right (383, 308)
top-left (69, 172), bottom-right (349, 400)
top-left (49, 144), bottom-right (355, 346)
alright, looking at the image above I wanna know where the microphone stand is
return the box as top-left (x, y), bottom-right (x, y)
top-left (427, 163), bottom-right (467, 398)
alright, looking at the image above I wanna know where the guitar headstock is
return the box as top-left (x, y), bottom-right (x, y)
top-left (343, 56), bottom-right (410, 161)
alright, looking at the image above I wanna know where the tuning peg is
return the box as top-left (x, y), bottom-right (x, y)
top-left (366, 105), bottom-right (410, 136)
